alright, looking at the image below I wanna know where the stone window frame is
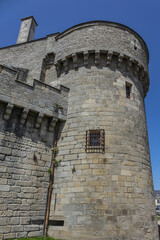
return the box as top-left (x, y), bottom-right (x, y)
top-left (126, 82), bottom-right (132, 99)
top-left (85, 129), bottom-right (105, 153)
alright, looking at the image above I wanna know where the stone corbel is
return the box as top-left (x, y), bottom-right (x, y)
top-left (95, 51), bottom-right (100, 65)
top-left (84, 51), bottom-right (89, 67)
top-left (20, 108), bottom-right (29, 125)
top-left (44, 53), bottom-right (55, 66)
top-left (48, 117), bottom-right (58, 132)
top-left (58, 108), bottom-right (66, 121)
top-left (62, 58), bottom-right (69, 73)
top-left (117, 54), bottom-right (123, 68)
top-left (72, 53), bottom-right (78, 69)
top-left (126, 59), bottom-right (133, 72)
top-left (3, 103), bottom-right (14, 120)
top-left (134, 64), bottom-right (140, 76)
top-left (106, 51), bottom-right (113, 66)
top-left (139, 69), bottom-right (145, 81)
top-left (55, 62), bottom-right (61, 77)
top-left (35, 112), bottom-right (44, 129)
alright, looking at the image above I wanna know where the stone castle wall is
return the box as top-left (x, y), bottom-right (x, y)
top-left (47, 23), bottom-right (158, 240)
top-left (0, 62), bottom-right (69, 239)
top-left (0, 20), bottom-right (158, 240)
top-left (0, 104), bottom-right (52, 239)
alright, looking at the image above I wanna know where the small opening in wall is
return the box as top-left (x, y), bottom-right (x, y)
top-left (86, 129), bottom-right (105, 153)
top-left (134, 40), bottom-right (138, 50)
top-left (48, 220), bottom-right (64, 226)
top-left (126, 82), bottom-right (132, 99)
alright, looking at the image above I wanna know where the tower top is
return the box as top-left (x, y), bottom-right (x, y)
top-left (56, 20), bottom-right (149, 62)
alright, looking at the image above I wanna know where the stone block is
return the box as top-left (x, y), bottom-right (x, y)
top-left (0, 166), bottom-right (7, 173)
top-left (71, 187), bottom-right (84, 193)
top-left (0, 217), bottom-right (7, 226)
top-left (3, 233), bottom-right (16, 239)
top-left (11, 225), bottom-right (24, 232)
top-left (0, 226), bottom-right (11, 233)
top-left (10, 186), bottom-right (21, 193)
top-left (0, 154), bottom-right (5, 161)
top-left (92, 169), bottom-right (104, 175)
top-left (0, 147), bottom-right (11, 155)
top-left (16, 232), bottom-right (28, 238)
top-left (24, 225), bottom-right (40, 231)
top-left (0, 179), bottom-right (7, 184)
top-left (21, 187), bottom-right (38, 193)
top-left (28, 230), bottom-right (43, 237)
top-left (0, 185), bottom-right (10, 192)
top-left (8, 217), bottom-right (20, 225)
top-left (121, 170), bottom-right (131, 176)
top-left (76, 164), bottom-right (90, 170)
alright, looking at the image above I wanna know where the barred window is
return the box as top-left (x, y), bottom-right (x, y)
top-left (86, 129), bottom-right (105, 153)
top-left (126, 82), bottom-right (132, 99)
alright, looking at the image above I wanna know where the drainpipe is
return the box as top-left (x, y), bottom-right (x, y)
top-left (44, 121), bottom-right (60, 236)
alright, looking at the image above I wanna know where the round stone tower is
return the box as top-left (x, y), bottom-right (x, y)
top-left (48, 21), bottom-right (158, 240)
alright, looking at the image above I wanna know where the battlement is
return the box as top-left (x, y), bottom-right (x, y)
top-left (0, 63), bottom-right (69, 129)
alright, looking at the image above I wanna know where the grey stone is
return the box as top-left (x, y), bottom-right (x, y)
top-left (16, 232), bottom-right (28, 238)
top-left (0, 217), bottom-right (7, 226)
top-left (8, 217), bottom-right (20, 225)
top-left (11, 225), bottom-right (24, 232)
top-left (24, 225), bottom-right (40, 231)
top-left (0, 147), bottom-right (11, 155)
top-left (3, 233), bottom-right (16, 239)
top-left (0, 17), bottom-right (158, 240)
top-left (0, 154), bottom-right (5, 160)
top-left (0, 185), bottom-right (10, 192)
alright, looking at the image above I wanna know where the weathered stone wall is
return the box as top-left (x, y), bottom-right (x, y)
top-left (0, 20), bottom-right (158, 240)
top-left (54, 22), bottom-right (149, 69)
top-left (0, 104), bottom-right (52, 239)
top-left (47, 23), bottom-right (158, 240)
top-left (0, 66), bottom-right (69, 239)
top-left (0, 39), bottom-right (47, 84)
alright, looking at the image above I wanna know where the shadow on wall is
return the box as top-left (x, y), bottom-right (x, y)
top-left (0, 103), bottom-right (54, 147)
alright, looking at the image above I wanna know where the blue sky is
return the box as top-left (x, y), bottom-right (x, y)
top-left (0, 0), bottom-right (160, 189)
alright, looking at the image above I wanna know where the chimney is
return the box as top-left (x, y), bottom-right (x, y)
top-left (17, 16), bottom-right (38, 44)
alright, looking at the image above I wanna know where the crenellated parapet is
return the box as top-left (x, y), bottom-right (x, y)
top-left (0, 63), bottom-right (69, 132)
top-left (55, 50), bottom-right (149, 96)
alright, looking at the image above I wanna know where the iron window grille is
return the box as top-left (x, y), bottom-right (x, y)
top-left (86, 129), bottom-right (105, 153)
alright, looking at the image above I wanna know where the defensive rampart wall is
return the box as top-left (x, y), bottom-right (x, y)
top-left (0, 64), bottom-right (69, 239)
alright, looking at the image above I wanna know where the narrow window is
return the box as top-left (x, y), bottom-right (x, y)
top-left (126, 83), bottom-right (132, 99)
top-left (134, 40), bottom-right (138, 50)
top-left (86, 129), bottom-right (105, 153)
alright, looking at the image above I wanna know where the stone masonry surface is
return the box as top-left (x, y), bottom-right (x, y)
top-left (0, 44), bottom-right (69, 239)
top-left (0, 18), bottom-right (159, 240)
